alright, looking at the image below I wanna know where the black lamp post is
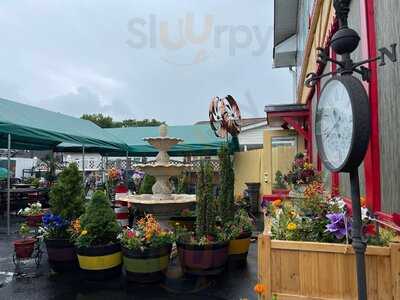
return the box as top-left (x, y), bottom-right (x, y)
top-left (305, 1), bottom-right (397, 300)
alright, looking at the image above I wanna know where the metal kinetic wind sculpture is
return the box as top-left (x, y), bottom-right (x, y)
top-left (209, 95), bottom-right (241, 138)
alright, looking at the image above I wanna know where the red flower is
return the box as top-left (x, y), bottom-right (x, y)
top-left (206, 235), bottom-right (214, 242)
top-left (363, 224), bottom-right (376, 237)
top-left (127, 231), bottom-right (136, 238)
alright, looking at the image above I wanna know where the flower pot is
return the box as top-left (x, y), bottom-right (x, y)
top-left (168, 216), bottom-right (196, 231)
top-left (76, 243), bottom-right (122, 280)
top-left (26, 214), bottom-right (43, 227)
top-left (45, 238), bottom-right (78, 272)
top-left (292, 184), bottom-right (308, 193)
top-left (177, 241), bottom-right (229, 275)
top-left (122, 244), bottom-right (172, 283)
top-left (271, 188), bottom-right (290, 196)
top-left (228, 231), bottom-right (252, 262)
top-left (14, 238), bottom-right (36, 259)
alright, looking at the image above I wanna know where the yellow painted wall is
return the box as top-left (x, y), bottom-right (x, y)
top-left (233, 129), bottom-right (306, 201)
top-left (233, 149), bottom-right (263, 198)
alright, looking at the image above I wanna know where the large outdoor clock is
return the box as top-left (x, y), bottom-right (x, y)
top-left (315, 75), bottom-right (370, 173)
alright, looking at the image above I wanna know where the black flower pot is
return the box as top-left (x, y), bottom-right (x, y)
top-left (122, 244), bottom-right (172, 283)
top-left (76, 243), bottom-right (122, 281)
top-left (45, 238), bottom-right (78, 272)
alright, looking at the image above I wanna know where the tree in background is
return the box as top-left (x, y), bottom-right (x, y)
top-left (217, 144), bottom-right (235, 225)
top-left (81, 113), bottom-right (162, 128)
top-left (81, 113), bottom-right (114, 128)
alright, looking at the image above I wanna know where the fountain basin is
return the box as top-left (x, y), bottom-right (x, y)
top-left (119, 194), bottom-right (196, 218)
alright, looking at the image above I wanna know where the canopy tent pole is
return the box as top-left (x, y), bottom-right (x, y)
top-left (7, 133), bottom-right (11, 235)
top-left (82, 144), bottom-right (85, 186)
top-left (125, 150), bottom-right (130, 178)
top-left (101, 155), bottom-right (105, 184)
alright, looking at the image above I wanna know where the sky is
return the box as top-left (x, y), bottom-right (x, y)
top-left (0, 0), bottom-right (293, 125)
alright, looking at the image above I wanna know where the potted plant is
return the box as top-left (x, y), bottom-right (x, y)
top-left (119, 214), bottom-right (174, 283)
top-left (226, 209), bottom-right (254, 263)
top-left (18, 202), bottom-right (45, 227)
top-left (169, 208), bottom-right (196, 231)
top-left (272, 170), bottom-right (289, 195)
top-left (74, 190), bottom-right (122, 280)
top-left (284, 153), bottom-right (320, 194)
top-left (258, 184), bottom-right (399, 299)
top-left (177, 160), bottom-right (229, 275)
top-left (42, 163), bottom-right (85, 272)
top-left (13, 223), bottom-right (36, 259)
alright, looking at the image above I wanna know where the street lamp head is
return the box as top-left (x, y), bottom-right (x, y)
top-left (331, 27), bottom-right (360, 55)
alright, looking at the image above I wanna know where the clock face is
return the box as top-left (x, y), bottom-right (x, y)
top-left (316, 78), bottom-right (354, 170)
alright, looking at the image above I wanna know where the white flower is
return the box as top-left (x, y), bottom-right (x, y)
top-left (361, 207), bottom-right (369, 220)
top-left (18, 209), bottom-right (23, 215)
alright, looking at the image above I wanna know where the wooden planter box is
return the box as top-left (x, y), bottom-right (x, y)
top-left (257, 234), bottom-right (400, 299)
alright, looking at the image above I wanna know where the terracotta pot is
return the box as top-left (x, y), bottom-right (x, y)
top-left (228, 231), bottom-right (252, 262)
top-left (14, 238), bottom-right (36, 258)
top-left (168, 216), bottom-right (196, 231)
top-left (177, 241), bottom-right (228, 275)
top-left (26, 214), bottom-right (43, 227)
top-left (76, 243), bottom-right (122, 280)
top-left (45, 238), bottom-right (78, 272)
top-left (122, 244), bottom-right (172, 283)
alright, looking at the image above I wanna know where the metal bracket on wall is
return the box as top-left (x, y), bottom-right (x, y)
top-left (305, 44), bottom-right (398, 88)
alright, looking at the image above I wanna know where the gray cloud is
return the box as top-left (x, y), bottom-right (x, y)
top-left (0, 0), bottom-right (293, 125)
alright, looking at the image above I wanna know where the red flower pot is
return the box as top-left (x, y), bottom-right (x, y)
top-left (26, 214), bottom-right (43, 227)
top-left (14, 238), bottom-right (36, 258)
top-left (177, 241), bottom-right (229, 275)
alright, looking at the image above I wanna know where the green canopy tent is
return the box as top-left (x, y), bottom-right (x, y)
top-left (0, 98), bottom-right (128, 151)
top-left (0, 98), bottom-right (129, 235)
top-left (105, 124), bottom-right (239, 156)
top-left (56, 125), bottom-right (239, 157)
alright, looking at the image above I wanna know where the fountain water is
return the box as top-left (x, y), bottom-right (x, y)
top-left (120, 124), bottom-right (196, 217)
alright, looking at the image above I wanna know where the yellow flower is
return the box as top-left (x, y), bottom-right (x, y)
top-left (360, 196), bottom-right (367, 207)
top-left (287, 222), bottom-right (297, 231)
top-left (80, 230), bottom-right (88, 236)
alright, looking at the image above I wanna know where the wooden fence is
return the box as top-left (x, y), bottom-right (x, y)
top-left (258, 234), bottom-right (400, 299)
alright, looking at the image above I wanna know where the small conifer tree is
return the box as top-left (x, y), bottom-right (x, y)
top-left (195, 160), bottom-right (216, 238)
top-left (76, 191), bottom-right (121, 247)
top-left (218, 144), bottom-right (235, 224)
top-left (49, 163), bottom-right (85, 221)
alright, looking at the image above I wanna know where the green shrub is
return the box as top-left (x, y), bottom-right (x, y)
top-left (273, 170), bottom-right (287, 190)
top-left (139, 175), bottom-right (156, 194)
top-left (195, 160), bottom-right (216, 238)
top-left (218, 144), bottom-right (235, 224)
top-left (75, 191), bottom-right (121, 248)
top-left (49, 163), bottom-right (85, 221)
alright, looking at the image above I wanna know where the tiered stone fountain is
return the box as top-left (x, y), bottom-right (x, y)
top-left (121, 124), bottom-right (196, 217)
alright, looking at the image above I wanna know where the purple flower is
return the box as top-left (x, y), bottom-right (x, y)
top-left (325, 213), bottom-right (351, 240)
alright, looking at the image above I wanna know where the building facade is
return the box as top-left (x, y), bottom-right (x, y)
top-left (273, 0), bottom-right (400, 222)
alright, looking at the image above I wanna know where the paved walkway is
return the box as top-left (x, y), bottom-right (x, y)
top-left (0, 216), bottom-right (258, 300)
